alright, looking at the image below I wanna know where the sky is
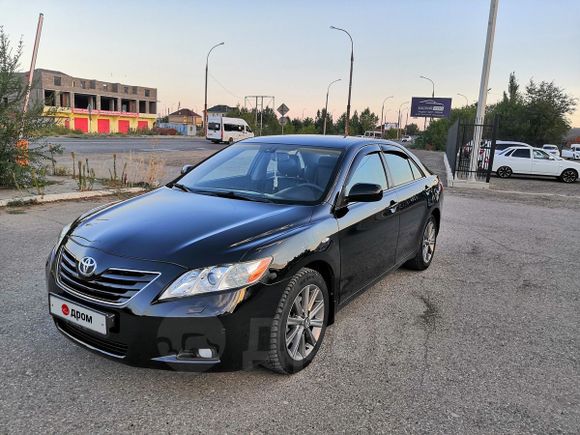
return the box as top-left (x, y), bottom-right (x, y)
top-left (2, 0), bottom-right (579, 127)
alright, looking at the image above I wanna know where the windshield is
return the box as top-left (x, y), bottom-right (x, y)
top-left (177, 143), bottom-right (343, 204)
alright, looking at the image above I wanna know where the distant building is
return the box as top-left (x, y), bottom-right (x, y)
top-left (168, 108), bottom-right (202, 128)
top-left (207, 104), bottom-right (234, 118)
top-left (27, 69), bottom-right (157, 133)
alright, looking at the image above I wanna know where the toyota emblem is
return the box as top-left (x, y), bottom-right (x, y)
top-left (78, 256), bottom-right (97, 278)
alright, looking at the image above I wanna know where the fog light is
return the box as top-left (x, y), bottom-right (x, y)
top-left (197, 348), bottom-right (214, 359)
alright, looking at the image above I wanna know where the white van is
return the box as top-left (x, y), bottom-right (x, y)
top-left (206, 116), bottom-right (254, 144)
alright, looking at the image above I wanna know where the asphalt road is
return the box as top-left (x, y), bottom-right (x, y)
top-left (39, 136), bottom-right (220, 154)
top-left (1, 190), bottom-right (579, 433)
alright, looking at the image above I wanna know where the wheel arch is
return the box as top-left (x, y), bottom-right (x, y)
top-left (302, 260), bottom-right (337, 325)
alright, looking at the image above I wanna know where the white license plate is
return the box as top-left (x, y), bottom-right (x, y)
top-left (50, 295), bottom-right (108, 335)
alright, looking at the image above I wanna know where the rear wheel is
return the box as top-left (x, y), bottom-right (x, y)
top-left (264, 268), bottom-right (329, 374)
top-left (560, 168), bottom-right (578, 183)
top-left (405, 216), bottom-right (438, 271)
top-left (228, 137), bottom-right (234, 145)
top-left (496, 166), bottom-right (512, 178)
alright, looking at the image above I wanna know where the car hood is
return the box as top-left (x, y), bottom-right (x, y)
top-left (70, 187), bottom-right (314, 268)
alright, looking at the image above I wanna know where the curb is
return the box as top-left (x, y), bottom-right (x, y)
top-left (0, 187), bottom-right (146, 207)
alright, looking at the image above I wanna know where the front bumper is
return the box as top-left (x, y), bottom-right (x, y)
top-left (46, 243), bottom-right (285, 371)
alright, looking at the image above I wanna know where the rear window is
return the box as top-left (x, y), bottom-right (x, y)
top-left (208, 122), bottom-right (220, 131)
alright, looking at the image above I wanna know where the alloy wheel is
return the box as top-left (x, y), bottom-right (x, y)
top-left (422, 220), bottom-right (437, 264)
top-left (285, 284), bottom-right (325, 361)
top-left (561, 169), bottom-right (577, 183)
top-left (497, 166), bottom-right (512, 178)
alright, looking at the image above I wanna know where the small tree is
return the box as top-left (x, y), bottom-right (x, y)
top-left (0, 27), bottom-right (61, 187)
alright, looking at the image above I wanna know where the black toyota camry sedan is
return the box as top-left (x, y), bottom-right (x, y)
top-left (47, 135), bottom-right (443, 374)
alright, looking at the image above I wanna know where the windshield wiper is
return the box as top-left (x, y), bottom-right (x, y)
top-left (171, 183), bottom-right (193, 193)
top-left (191, 189), bottom-right (273, 203)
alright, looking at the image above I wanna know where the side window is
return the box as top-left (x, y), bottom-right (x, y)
top-left (383, 153), bottom-right (415, 186)
top-left (533, 150), bottom-right (549, 160)
top-left (246, 125), bottom-right (252, 133)
top-left (345, 153), bottom-right (388, 194)
top-left (511, 148), bottom-right (531, 158)
top-left (408, 158), bottom-right (425, 180)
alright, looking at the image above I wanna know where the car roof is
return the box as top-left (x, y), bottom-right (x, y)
top-left (243, 134), bottom-right (402, 150)
top-left (496, 140), bottom-right (531, 146)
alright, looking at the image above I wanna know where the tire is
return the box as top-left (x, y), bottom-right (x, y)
top-left (405, 215), bottom-right (438, 271)
top-left (228, 137), bottom-right (234, 145)
top-left (560, 168), bottom-right (578, 183)
top-left (264, 268), bottom-right (329, 374)
top-left (496, 166), bottom-right (512, 178)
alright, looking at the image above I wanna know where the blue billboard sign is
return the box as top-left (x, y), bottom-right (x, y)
top-left (410, 97), bottom-right (452, 118)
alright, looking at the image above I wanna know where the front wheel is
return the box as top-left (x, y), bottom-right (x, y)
top-left (405, 216), bottom-right (438, 271)
top-left (560, 168), bottom-right (578, 183)
top-left (264, 268), bottom-right (329, 374)
top-left (496, 166), bottom-right (512, 178)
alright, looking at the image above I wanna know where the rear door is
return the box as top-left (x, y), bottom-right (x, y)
top-left (336, 146), bottom-right (399, 302)
top-left (506, 148), bottom-right (532, 173)
top-left (382, 150), bottom-right (429, 263)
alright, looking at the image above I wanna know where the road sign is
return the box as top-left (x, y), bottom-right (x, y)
top-left (279, 116), bottom-right (288, 126)
top-left (277, 103), bottom-right (289, 116)
top-left (410, 97), bottom-right (452, 118)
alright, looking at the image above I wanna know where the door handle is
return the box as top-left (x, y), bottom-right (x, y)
top-left (384, 200), bottom-right (398, 215)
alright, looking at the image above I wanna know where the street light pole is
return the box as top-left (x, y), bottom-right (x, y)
top-left (330, 26), bottom-right (353, 136)
top-left (457, 93), bottom-right (469, 106)
top-left (204, 42), bottom-right (224, 138)
top-left (419, 75), bottom-right (435, 130)
top-left (380, 96), bottom-right (393, 137)
top-left (323, 78), bottom-right (341, 135)
top-left (397, 101), bottom-right (408, 139)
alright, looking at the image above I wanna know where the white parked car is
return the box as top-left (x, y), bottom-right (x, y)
top-left (542, 144), bottom-right (560, 156)
top-left (401, 135), bottom-right (412, 143)
top-left (206, 116), bottom-right (254, 144)
top-left (561, 144), bottom-right (580, 160)
top-left (363, 131), bottom-right (383, 139)
top-left (492, 146), bottom-right (580, 183)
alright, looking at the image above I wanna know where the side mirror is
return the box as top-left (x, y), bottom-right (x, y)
top-left (346, 183), bottom-right (383, 203)
top-left (181, 164), bottom-right (195, 175)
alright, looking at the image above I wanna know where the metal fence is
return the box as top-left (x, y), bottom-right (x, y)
top-left (447, 116), bottom-right (499, 182)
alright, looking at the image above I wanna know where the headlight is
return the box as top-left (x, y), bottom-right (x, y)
top-left (159, 257), bottom-right (272, 300)
top-left (55, 223), bottom-right (72, 248)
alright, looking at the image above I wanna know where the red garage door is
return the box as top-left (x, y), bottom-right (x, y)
top-left (74, 118), bottom-right (88, 133)
top-left (118, 120), bottom-right (130, 134)
top-left (137, 120), bottom-right (149, 130)
top-left (97, 119), bottom-right (110, 134)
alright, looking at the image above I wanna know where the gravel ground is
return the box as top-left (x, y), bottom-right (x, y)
top-left (0, 189), bottom-right (578, 434)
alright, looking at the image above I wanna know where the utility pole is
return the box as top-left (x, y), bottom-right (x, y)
top-left (323, 78), bottom-right (341, 135)
top-left (244, 96), bottom-right (275, 136)
top-left (470, 0), bottom-right (499, 181)
top-left (19, 12), bottom-right (43, 164)
top-left (330, 26), bottom-right (354, 136)
top-left (204, 42), bottom-right (224, 138)
top-left (22, 13), bottom-right (44, 116)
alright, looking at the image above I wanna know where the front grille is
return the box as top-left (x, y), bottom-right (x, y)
top-left (56, 319), bottom-right (128, 357)
top-left (58, 247), bottom-right (159, 305)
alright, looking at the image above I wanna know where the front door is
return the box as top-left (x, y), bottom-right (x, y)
top-left (337, 148), bottom-right (400, 303)
top-left (507, 148), bottom-right (532, 173)
top-left (531, 149), bottom-right (559, 175)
